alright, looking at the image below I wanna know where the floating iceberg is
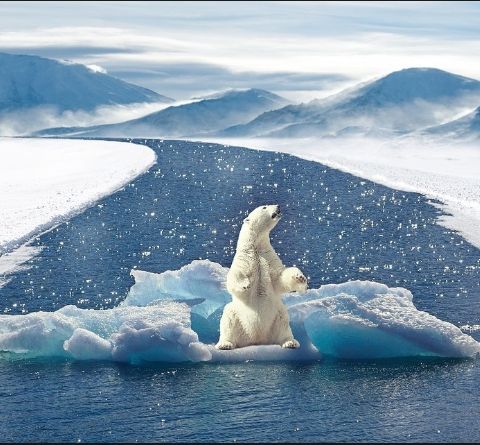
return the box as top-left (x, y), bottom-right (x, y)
top-left (289, 284), bottom-right (480, 359)
top-left (124, 260), bottom-right (230, 318)
top-left (1, 260), bottom-right (479, 363)
top-left (0, 301), bottom-right (210, 363)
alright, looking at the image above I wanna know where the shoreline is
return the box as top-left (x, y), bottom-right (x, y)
top-left (0, 137), bottom-right (156, 286)
top-left (203, 136), bottom-right (480, 250)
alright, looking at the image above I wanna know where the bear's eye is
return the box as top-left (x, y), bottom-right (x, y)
top-left (262, 206), bottom-right (267, 209)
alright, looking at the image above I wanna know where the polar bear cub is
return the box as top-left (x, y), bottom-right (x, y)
top-left (216, 204), bottom-right (308, 350)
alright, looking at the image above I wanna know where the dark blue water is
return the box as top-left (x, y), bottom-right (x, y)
top-left (0, 358), bottom-right (479, 443)
top-left (1, 139), bottom-right (480, 442)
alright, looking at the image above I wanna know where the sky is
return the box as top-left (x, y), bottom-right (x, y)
top-left (0, 1), bottom-right (480, 101)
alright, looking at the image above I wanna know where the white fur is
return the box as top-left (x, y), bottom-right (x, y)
top-left (216, 204), bottom-right (307, 350)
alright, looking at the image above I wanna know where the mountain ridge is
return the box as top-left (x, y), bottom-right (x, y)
top-left (0, 52), bottom-right (173, 113)
top-left (35, 88), bottom-right (290, 138)
top-left (219, 68), bottom-right (480, 138)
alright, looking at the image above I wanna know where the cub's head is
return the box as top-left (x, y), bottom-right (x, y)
top-left (243, 204), bottom-right (282, 235)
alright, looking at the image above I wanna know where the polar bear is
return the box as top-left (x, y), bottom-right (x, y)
top-left (216, 204), bottom-right (308, 350)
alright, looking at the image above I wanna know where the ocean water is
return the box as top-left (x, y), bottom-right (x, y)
top-left (1, 140), bottom-right (479, 442)
top-left (1, 358), bottom-right (479, 442)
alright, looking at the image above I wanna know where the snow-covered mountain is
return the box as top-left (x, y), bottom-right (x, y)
top-left (219, 68), bottom-right (480, 138)
top-left (0, 52), bottom-right (173, 112)
top-left (422, 106), bottom-right (480, 140)
top-left (35, 89), bottom-right (290, 138)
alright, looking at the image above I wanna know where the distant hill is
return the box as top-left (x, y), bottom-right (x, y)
top-left (35, 89), bottom-right (290, 138)
top-left (0, 52), bottom-right (173, 113)
top-left (422, 106), bottom-right (480, 140)
top-left (219, 68), bottom-right (480, 138)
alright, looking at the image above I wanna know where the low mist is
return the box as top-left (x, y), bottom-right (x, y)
top-left (0, 101), bottom-right (172, 136)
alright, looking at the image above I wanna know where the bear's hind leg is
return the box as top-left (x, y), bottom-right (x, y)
top-left (216, 340), bottom-right (235, 350)
top-left (270, 307), bottom-right (300, 349)
top-left (281, 339), bottom-right (300, 349)
top-left (216, 303), bottom-right (239, 350)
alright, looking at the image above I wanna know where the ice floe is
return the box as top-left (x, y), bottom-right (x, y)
top-left (1, 260), bottom-right (478, 363)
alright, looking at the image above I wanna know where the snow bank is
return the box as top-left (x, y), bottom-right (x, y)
top-left (2, 260), bottom-right (477, 362)
top-left (0, 244), bottom-right (43, 288)
top-left (204, 136), bottom-right (480, 249)
top-left (0, 137), bottom-right (156, 281)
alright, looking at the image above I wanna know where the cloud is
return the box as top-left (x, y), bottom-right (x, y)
top-left (0, 2), bottom-right (480, 100)
top-left (0, 46), bottom-right (138, 59)
top-left (109, 62), bottom-right (350, 100)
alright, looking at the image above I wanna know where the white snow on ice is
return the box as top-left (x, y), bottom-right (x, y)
top-left (205, 137), bottom-right (480, 249)
top-left (0, 137), bottom-right (156, 283)
top-left (1, 260), bottom-right (477, 363)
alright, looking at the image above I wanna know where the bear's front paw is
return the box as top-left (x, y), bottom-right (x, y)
top-left (215, 340), bottom-right (235, 350)
top-left (287, 267), bottom-right (308, 293)
top-left (294, 272), bottom-right (307, 286)
top-left (282, 339), bottom-right (300, 349)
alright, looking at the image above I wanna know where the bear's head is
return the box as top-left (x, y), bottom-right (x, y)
top-left (243, 204), bottom-right (282, 236)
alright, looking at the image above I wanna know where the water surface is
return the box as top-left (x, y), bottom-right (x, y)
top-left (0, 140), bottom-right (479, 442)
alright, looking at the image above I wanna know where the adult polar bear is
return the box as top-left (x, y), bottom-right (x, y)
top-left (216, 204), bottom-right (308, 350)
